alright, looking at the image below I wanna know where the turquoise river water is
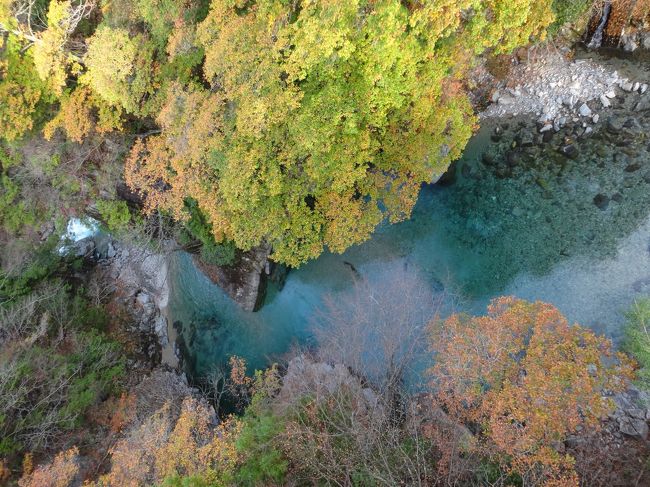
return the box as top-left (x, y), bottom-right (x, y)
top-left (169, 93), bottom-right (650, 379)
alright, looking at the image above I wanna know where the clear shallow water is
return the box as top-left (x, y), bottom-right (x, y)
top-left (169, 109), bottom-right (650, 378)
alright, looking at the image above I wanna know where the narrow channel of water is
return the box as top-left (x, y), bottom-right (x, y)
top-left (169, 55), bottom-right (650, 379)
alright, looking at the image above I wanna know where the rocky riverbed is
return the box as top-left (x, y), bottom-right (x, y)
top-left (484, 47), bottom-right (649, 126)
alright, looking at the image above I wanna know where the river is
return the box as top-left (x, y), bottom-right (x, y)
top-left (168, 52), bottom-right (650, 380)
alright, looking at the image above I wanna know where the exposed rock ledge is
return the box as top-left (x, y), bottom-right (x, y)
top-left (74, 235), bottom-right (179, 368)
top-left (193, 243), bottom-right (274, 312)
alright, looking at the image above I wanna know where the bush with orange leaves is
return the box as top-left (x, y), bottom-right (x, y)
top-left (97, 397), bottom-right (239, 486)
top-left (17, 447), bottom-right (80, 487)
top-left (428, 297), bottom-right (635, 487)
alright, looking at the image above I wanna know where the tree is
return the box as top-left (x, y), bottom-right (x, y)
top-left (126, 0), bottom-right (555, 267)
top-left (17, 447), bottom-right (80, 487)
top-left (43, 85), bottom-right (123, 143)
top-left (0, 35), bottom-right (54, 141)
top-left (84, 25), bottom-right (156, 115)
top-left (1, 0), bottom-right (95, 93)
top-left (428, 297), bottom-right (635, 486)
top-left (99, 397), bottom-right (240, 486)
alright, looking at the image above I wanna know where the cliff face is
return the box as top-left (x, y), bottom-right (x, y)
top-left (77, 236), bottom-right (177, 368)
top-left (193, 243), bottom-right (273, 312)
top-left (586, 0), bottom-right (650, 51)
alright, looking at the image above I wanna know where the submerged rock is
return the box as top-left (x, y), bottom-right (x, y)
top-left (593, 193), bottom-right (610, 210)
top-left (559, 144), bottom-right (579, 159)
top-left (607, 117), bottom-right (623, 134)
top-left (625, 162), bottom-right (642, 173)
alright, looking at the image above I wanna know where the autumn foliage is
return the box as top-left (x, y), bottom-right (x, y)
top-left (429, 297), bottom-right (635, 486)
top-left (98, 397), bottom-right (240, 486)
top-left (125, 0), bottom-right (556, 266)
top-left (18, 447), bottom-right (80, 487)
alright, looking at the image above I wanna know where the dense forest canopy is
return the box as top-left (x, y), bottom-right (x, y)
top-left (1, 0), bottom-right (557, 266)
top-left (3, 0), bottom-right (650, 486)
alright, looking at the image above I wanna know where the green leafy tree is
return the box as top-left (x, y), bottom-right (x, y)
top-left (96, 199), bottom-right (132, 232)
top-left (0, 35), bottom-right (54, 141)
top-left (126, 0), bottom-right (555, 266)
top-left (84, 25), bottom-right (156, 115)
top-left (623, 297), bottom-right (650, 389)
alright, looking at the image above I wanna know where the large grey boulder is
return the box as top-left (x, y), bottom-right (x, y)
top-left (194, 243), bottom-right (273, 312)
top-left (618, 415), bottom-right (649, 440)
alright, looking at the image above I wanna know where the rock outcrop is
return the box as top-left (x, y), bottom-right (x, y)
top-left (84, 238), bottom-right (177, 368)
top-left (194, 243), bottom-right (280, 312)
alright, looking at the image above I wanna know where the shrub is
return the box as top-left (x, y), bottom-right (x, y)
top-left (623, 297), bottom-right (650, 389)
top-left (550, 0), bottom-right (593, 33)
top-left (235, 409), bottom-right (287, 486)
top-left (96, 199), bottom-right (132, 232)
top-left (0, 285), bottom-right (125, 455)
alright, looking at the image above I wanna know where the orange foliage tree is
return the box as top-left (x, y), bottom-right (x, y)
top-left (18, 447), bottom-right (80, 487)
top-left (428, 297), bottom-right (635, 486)
top-left (98, 397), bottom-right (240, 486)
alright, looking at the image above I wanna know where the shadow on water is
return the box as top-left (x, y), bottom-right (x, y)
top-left (169, 64), bottom-right (650, 378)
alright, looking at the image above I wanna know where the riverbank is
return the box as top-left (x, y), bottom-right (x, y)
top-left (75, 235), bottom-right (180, 371)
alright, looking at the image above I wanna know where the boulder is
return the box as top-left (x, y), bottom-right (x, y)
top-left (634, 95), bottom-right (650, 112)
top-left (559, 144), bottom-right (579, 160)
top-left (593, 193), bottom-right (610, 210)
top-left (194, 243), bottom-right (273, 312)
top-left (621, 81), bottom-right (635, 92)
top-left (618, 416), bottom-right (649, 440)
top-left (643, 33), bottom-right (650, 50)
top-left (70, 237), bottom-right (96, 258)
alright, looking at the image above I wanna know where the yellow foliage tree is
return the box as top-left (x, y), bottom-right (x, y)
top-left (126, 0), bottom-right (556, 266)
top-left (98, 398), bottom-right (240, 486)
top-left (18, 447), bottom-right (80, 487)
top-left (83, 26), bottom-right (156, 115)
